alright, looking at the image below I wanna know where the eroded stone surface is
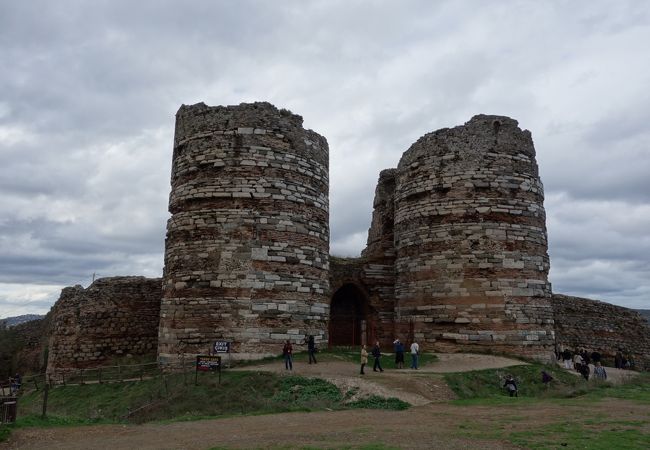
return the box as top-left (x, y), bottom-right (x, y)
top-left (46, 277), bottom-right (161, 375)
top-left (39, 106), bottom-right (650, 372)
top-left (552, 294), bottom-right (650, 370)
top-left (158, 102), bottom-right (330, 364)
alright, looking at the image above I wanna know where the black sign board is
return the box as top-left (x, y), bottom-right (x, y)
top-left (195, 355), bottom-right (221, 385)
top-left (196, 355), bottom-right (221, 372)
top-left (213, 341), bottom-right (230, 353)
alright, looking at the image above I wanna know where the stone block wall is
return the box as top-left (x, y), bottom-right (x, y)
top-left (46, 277), bottom-right (161, 374)
top-left (158, 102), bottom-right (330, 364)
top-left (0, 315), bottom-right (51, 378)
top-left (393, 115), bottom-right (554, 359)
top-left (552, 294), bottom-right (650, 370)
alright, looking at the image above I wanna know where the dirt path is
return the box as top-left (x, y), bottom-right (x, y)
top-left (236, 353), bottom-right (528, 406)
top-left (4, 355), bottom-right (643, 449)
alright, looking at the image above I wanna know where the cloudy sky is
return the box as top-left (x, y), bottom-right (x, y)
top-left (1, 0), bottom-right (649, 317)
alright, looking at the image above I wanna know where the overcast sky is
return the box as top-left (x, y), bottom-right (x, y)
top-left (1, 0), bottom-right (649, 318)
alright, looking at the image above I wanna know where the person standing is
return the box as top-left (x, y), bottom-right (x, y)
top-left (283, 340), bottom-right (293, 371)
top-left (562, 348), bottom-right (573, 369)
top-left (573, 352), bottom-right (584, 372)
top-left (393, 339), bottom-right (404, 369)
top-left (372, 341), bottom-right (384, 372)
top-left (360, 344), bottom-right (368, 375)
top-left (410, 340), bottom-right (420, 369)
top-left (615, 349), bottom-right (623, 369)
top-left (306, 335), bottom-right (317, 364)
top-left (593, 362), bottom-right (607, 380)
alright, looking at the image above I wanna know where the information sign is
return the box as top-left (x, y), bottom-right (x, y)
top-left (213, 341), bottom-right (230, 353)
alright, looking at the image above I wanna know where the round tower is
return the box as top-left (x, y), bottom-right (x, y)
top-left (158, 102), bottom-right (329, 364)
top-left (394, 115), bottom-right (554, 358)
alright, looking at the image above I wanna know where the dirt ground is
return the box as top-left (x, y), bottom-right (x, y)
top-left (236, 352), bottom-right (529, 406)
top-left (2, 354), bottom-right (644, 450)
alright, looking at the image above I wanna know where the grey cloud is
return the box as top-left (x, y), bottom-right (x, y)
top-left (1, 0), bottom-right (649, 313)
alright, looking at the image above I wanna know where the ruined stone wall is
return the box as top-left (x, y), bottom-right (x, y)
top-left (159, 102), bottom-right (329, 363)
top-left (552, 294), bottom-right (650, 370)
top-left (393, 115), bottom-right (554, 359)
top-left (359, 169), bottom-right (397, 344)
top-left (46, 277), bottom-right (161, 374)
top-left (329, 256), bottom-right (395, 346)
top-left (0, 315), bottom-right (50, 377)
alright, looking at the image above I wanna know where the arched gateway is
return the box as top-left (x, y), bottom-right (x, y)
top-left (328, 283), bottom-right (372, 346)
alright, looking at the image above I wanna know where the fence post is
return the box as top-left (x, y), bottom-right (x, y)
top-left (62, 372), bottom-right (66, 387)
top-left (41, 383), bottom-right (49, 418)
top-left (118, 365), bottom-right (122, 382)
top-left (32, 375), bottom-right (39, 391)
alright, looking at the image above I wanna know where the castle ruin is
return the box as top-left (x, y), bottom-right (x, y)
top-left (43, 102), bottom-right (650, 373)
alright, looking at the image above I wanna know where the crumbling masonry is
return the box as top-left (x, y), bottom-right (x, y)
top-left (44, 102), bottom-right (650, 374)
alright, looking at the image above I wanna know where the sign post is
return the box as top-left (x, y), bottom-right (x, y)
top-left (195, 355), bottom-right (221, 385)
top-left (213, 341), bottom-right (231, 368)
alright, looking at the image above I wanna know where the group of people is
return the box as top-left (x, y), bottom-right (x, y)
top-left (359, 339), bottom-right (419, 375)
top-left (558, 347), bottom-right (609, 381)
top-left (614, 349), bottom-right (635, 370)
top-left (6, 373), bottom-right (21, 395)
top-left (281, 337), bottom-right (422, 374)
top-left (281, 335), bottom-right (318, 371)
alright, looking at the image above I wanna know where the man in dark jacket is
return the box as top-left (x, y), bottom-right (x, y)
top-left (372, 341), bottom-right (384, 372)
top-left (306, 335), bottom-right (317, 364)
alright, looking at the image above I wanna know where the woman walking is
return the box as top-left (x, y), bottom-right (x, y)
top-left (360, 345), bottom-right (368, 375)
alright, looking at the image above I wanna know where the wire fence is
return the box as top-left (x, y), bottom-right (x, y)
top-left (23, 360), bottom-right (204, 390)
top-left (9, 360), bottom-right (221, 422)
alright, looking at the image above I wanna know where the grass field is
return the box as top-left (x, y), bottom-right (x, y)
top-left (444, 364), bottom-right (650, 449)
top-left (9, 370), bottom-right (407, 427)
top-left (3, 360), bottom-right (649, 448)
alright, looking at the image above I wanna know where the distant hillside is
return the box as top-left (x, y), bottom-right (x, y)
top-left (0, 314), bottom-right (44, 328)
top-left (637, 310), bottom-right (650, 325)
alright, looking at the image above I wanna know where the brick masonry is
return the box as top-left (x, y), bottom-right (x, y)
top-left (45, 277), bottom-right (161, 375)
top-left (158, 102), bottom-right (330, 364)
top-left (392, 115), bottom-right (555, 359)
top-left (39, 105), bottom-right (650, 372)
top-left (552, 294), bottom-right (650, 370)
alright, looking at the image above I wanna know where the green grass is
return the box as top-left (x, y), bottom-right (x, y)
top-left (208, 444), bottom-right (399, 450)
top-left (15, 370), bottom-right (408, 426)
top-left (444, 365), bottom-right (650, 448)
top-left (347, 395), bottom-right (410, 410)
top-left (445, 363), bottom-right (599, 402)
top-left (453, 412), bottom-right (650, 450)
top-left (581, 372), bottom-right (650, 403)
top-left (445, 363), bottom-right (650, 405)
top-left (0, 424), bottom-right (10, 443)
top-left (509, 419), bottom-right (650, 449)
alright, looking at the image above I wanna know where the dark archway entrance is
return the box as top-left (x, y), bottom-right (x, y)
top-left (329, 284), bottom-right (370, 346)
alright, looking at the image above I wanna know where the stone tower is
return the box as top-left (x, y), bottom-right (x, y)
top-left (393, 115), bottom-right (554, 358)
top-left (158, 102), bottom-right (330, 364)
